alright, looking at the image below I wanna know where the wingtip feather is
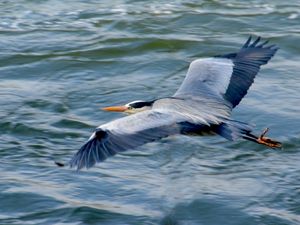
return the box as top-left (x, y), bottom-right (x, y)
top-left (243, 36), bottom-right (279, 52)
top-left (243, 36), bottom-right (252, 48)
top-left (251, 36), bottom-right (261, 47)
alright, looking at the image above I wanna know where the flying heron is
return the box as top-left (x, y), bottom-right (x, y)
top-left (62, 36), bottom-right (282, 170)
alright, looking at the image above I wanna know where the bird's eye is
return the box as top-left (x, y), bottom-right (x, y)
top-left (128, 106), bottom-right (133, 110)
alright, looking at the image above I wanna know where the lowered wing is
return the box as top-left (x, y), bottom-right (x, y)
top-left (174, 36), bottom-right (278, 108)
top-left (70, 110), bottom-right (181, 170)
top-left (69, 109), bottom-right (190, 170)
top-left (70, 110), bottom-right (180, 170)
top-left (70, 97), bottom-right (231, 170)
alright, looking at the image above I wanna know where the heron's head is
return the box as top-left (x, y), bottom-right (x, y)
top-left (102, 100), bottom-right (154, 114)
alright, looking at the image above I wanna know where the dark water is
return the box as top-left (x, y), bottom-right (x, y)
top-left (1, 1), bottom-right (300, 224)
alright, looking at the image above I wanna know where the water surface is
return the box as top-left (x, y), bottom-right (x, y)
top-left (1, 1), bottom-right (300, 224)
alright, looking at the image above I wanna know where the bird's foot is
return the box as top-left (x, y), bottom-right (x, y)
top-left (257, 128), bottom-right (282, 148)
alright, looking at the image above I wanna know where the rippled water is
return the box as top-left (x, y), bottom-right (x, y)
top-left (1, 1), bottom-right (300, 224)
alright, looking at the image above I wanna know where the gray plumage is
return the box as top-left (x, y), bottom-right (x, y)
top-left (69, 36), bottom-right (279, 170)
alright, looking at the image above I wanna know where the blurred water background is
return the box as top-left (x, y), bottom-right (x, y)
top-left (0, 0), bottom-right (300, 224)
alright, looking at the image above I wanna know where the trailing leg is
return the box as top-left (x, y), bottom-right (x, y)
top-left (243, 128), bottom-right (282, 148)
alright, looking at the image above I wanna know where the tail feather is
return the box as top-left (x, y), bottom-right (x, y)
top-left (214, 120), bottom-right (253, 141)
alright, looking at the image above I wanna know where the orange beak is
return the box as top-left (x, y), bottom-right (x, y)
top-left (101, 105), bottom-right (128, 112)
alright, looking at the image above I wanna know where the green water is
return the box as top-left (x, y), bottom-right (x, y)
top-left (1, 1), bottom-right (300, 224)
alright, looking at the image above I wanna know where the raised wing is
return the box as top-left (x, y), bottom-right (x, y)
top-left (152, 96), bottom-right (231, 125)
top-left (174, 36), bottom-right (278, 108)
top-left (69, 97), bottom-right (231, 170)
